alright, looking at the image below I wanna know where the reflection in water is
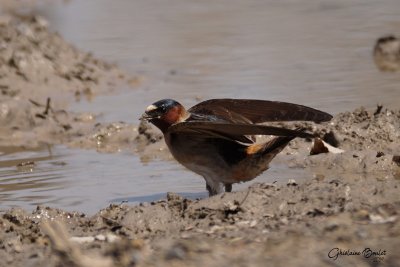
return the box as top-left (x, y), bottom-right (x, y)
top-left (0, 145), bottom-right (68, 207)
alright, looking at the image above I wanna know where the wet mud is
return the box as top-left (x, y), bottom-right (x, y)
top-left (0, 14), bottom-right (132, 149)
top-left (0, 14), bottom-right (399, 267)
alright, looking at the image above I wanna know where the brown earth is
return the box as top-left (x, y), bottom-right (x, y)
top-left (0, 14), bottom-right (399, 267)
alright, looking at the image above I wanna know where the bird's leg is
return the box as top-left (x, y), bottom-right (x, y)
top-left (206, 183), bottom-right (219, 196)
top-left (206, 183), bottom-right (213, 195)
top-left (224, 183), bottom-right (232, 192)
top-left (205, 179), bottom-right (223, 197)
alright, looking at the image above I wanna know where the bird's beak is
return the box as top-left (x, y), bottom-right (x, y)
top-left (140, 113), bottom-right (152, 121)
top-left (140, 104), bottom-right (161, 121)
top-left (140, 112), bottom-right (161, 121)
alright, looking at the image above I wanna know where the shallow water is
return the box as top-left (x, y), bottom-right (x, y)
top-left (0, 145), bottom-right (204, 213)
top-left (0, 145), bottom-right (309, 213)
top-left (1, 0), bottom-right (400, 213)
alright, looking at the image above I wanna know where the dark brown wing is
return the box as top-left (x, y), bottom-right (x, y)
top-left (188, 99), bottom-right (332, 123)
top-left (167, 121), bottom-right (314, 142)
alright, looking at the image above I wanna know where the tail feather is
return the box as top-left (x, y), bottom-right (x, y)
top-left (247, 127), bottom-right (307, 156)
top-left (261, 135), bottom-right (295, 155)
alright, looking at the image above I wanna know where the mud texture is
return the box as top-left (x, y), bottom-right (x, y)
top-left (0, 14), bottom-right (136, 150)
top-left (0, 14), bottom-right (399, 267)
top-left (0, 167), bottom-right (399, 267)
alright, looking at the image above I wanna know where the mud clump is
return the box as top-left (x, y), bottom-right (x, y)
top-left (282, 106), bottom-right (400, 154)
top-left (328, 106), bottom-right (400, 153)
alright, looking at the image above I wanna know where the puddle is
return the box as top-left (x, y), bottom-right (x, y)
top-left (0, 145), bottom-right (200, 214)
top-left (0, 145), bottom-right (310, 214)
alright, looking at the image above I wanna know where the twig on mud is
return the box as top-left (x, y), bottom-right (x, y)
top-left (43, 97), bottom-right (51, 115)
top-left (239, 189), bottom-right (251, 206)
top-left (29, 97), bottom-right (53, 114)
top-left (29, 97), bottom-right (72, 130)
top-left (42, 221), bottom-right (113, 267)
top-left (30, 97), bottom-right (53, 118)
top-left (29, 98), bottom-right (43, 107)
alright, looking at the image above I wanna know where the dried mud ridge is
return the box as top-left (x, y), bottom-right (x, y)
top-left (0, 14), bottom-right (399, 267)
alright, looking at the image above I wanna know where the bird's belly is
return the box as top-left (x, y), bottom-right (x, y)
top-left (230, 158), bottom-right (270, 182)
top-left (165, 134), bottom-right (268, 184)
top-left (166, 135), bottom-right (232, 180)
top-left (180, 155), bottom-right (268, 184)
top-left (171, 146), bottom-right (230, 177)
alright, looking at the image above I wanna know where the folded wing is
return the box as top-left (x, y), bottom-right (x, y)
top-left (167, 121), bottom-right (314, 143)
top-left (188, 99), bottom-right (332, 123)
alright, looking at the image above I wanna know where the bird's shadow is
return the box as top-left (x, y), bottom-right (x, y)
top-left (111, 191), bottom-right (208, 204)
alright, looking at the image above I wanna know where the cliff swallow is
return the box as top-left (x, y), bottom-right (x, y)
top-left (141, 99), bottom-right (332, 196)
top-left (373, 35), bottom-right (400, 72)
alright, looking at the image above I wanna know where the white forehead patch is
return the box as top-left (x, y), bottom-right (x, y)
top-left (145, 104), bottom-right (157, 112)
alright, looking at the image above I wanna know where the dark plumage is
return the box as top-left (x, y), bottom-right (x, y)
top-left (141, 98), bottom-right (332, 196)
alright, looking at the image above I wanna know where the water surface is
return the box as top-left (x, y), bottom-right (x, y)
top-left (0, 145), bottom-right (307, 213)
top-left (40, 0), bottom-right (400, 115)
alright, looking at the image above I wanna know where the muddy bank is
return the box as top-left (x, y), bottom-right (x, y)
top-left (0, 14), bottom-right (135, 149)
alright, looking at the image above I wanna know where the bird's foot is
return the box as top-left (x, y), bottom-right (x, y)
top-left (224, 183), bottom-right (232, 192)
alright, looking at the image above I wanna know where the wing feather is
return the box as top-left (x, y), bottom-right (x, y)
top-left (188, 99), bottom-right (332, 123)
top-left (167, 121), bottom-right (314, 140)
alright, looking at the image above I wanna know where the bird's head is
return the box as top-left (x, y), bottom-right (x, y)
top-left (141, 99), bottom-right (189, 132)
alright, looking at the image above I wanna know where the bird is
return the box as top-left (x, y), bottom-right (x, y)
top-left (373, 35), bottom-right (400, 72)
top-left (141, 98), bottom-right (332, 196)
